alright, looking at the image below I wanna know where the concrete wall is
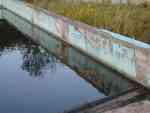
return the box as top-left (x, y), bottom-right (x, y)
top-left (37, 0), bottom-right (150, 4)
top-left (1, 0), bottom-right (150, 90)
top-left (111, 0), bottom-right (128, 4)
top-left (0, 0), bottom-right (2, 19)
top-left (0, 0), bottom-right (133, 96)
top-left (26, 0), bottom-right (150, 5)
top-left (0, 8), bottom-right (2, 19)
top-left (128, 0), bottom-right (150, 5)
top-left (58, 0), bottom-right (150, 4)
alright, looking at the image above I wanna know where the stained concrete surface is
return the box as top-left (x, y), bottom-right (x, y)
top-left (105, 100), bottom-right (150, 113)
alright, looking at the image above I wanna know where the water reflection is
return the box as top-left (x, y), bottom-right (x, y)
top-left (22, 45), bottom-right (58, 77)
top-left (0, 21), bottom-right (133, 96)
top-left (0, 21), bottom-right (136, 113)
top-left (0, 22), bottom-right (104, 113)
top-left (0, 22), bottom-right (59, 78)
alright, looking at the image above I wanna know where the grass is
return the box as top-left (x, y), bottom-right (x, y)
top-left (26, 0), bottom-right (150, 43)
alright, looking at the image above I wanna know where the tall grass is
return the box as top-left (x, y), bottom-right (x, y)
top-left (26, 0), bottom-right (150, 43)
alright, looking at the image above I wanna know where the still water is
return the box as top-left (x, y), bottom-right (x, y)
top-left (0, 22), bottom-right (105, 113)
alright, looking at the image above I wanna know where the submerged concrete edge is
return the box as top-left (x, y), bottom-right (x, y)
top-left (1, 0), bottom-right (150, 89)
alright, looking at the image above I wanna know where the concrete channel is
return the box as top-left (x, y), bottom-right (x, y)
top-left (0, 0), bottom-right (150, 112)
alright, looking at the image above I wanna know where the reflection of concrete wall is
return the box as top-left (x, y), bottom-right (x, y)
top-left (66, 46), bottom-right (134, 95)
top-left (1, 0), bottom-right (150, 91)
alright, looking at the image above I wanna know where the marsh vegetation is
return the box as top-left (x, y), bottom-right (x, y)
top-left (26, 0), bottom-right (150, 43)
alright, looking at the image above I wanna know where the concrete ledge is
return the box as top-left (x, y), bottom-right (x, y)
top-left (0, 0), bottom-right (2, 19)
top-left (1, 0), bottom-right (150, 90)
top-left (0, 9), bottom-right (2, 19)
top-left (105, 100), bottom-right (150, 113)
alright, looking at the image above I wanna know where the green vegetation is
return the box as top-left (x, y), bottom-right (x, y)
top-left (27, 0), bottom-right (150, 43)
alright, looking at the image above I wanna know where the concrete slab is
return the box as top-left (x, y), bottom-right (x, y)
top-left (105, 100), bottom-right (150, 113)
top-left (0, 0), bottom-right (2, 19)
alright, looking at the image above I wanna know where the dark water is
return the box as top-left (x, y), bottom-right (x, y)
top-left (0, 22), bottom-right (105, 113)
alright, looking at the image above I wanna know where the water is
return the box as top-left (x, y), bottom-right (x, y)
top-left (0, 22), bottom-right (106, 113)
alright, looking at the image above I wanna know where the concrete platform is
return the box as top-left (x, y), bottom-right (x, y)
top-left (105, 100), bottom-right (150, 113)
top-left (63, 87), bottom-right (149, 113)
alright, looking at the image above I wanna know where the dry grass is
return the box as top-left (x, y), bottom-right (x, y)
top-left (26, 0), bottom-right (150, 43)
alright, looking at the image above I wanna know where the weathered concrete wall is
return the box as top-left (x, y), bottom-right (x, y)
top-left (0, 8), bottom-right (2, 19)
top-left (38, 0), bottom-right (150, 4)
top-left (26, 0), bottom-right (150, 5)
top-left (111, 0), bottom-right (126, 4)
top-left (0, 0), bottom-right (133, 95)
top-left (112, 0), bottom-right (150, 4)
top-left (1, 0), bottom-right (150, 90)
top-left (128, 0), bottom-right (150, 5)
top-left (68, 0), bottom-right (150, 4)
top-left (0, 0), bottom-right (2, 19)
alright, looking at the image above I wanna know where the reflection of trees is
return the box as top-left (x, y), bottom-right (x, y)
top-left (21, 45), bottom-right (59, 77)
top-left (0, 22), bottom-right (60, 78)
